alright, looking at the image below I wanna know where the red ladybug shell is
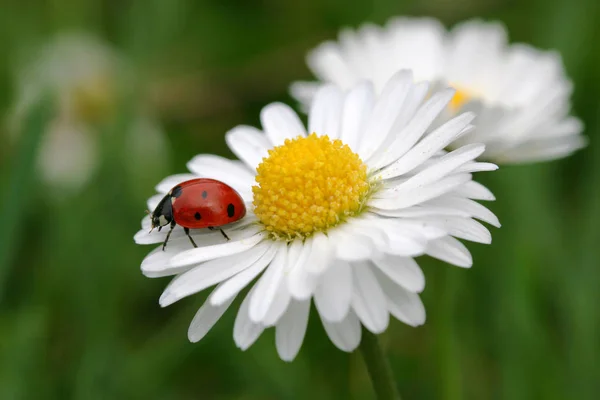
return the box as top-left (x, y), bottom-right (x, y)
top-left (170, 178), bottom-right (246, 229)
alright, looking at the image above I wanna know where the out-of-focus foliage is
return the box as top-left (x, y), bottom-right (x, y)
top-left (0, 0), bottom-right (598, 399)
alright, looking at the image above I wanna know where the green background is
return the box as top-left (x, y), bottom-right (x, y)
top-left (1, 0), bottom-right (599, 399)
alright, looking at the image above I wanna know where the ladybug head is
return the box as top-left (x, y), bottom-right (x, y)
top-left (149, 193), bottom-right (173, 232)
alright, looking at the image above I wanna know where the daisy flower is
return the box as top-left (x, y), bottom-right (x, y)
top-left (135, 71), bottom-right (499, 361)
top-left (6, 32), bottom-right (167, 197)
top-left (291, 18), bottom-right (586, 164)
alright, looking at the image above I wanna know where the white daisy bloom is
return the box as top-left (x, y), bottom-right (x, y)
top-left (7, 32), bottom-right (168, 195)
top-left (291, 18), bottom-right (586, 164)
top-left (135, 71), bottom-right (499, 361)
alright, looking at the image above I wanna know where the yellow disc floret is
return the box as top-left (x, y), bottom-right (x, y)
top-left (253, 133), bottom-right (370, 240)
top-left (449, 85), bottom-right (475, 112)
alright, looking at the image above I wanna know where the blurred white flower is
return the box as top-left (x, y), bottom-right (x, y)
top-left (291, 18), bottom-right (586, 164)
top-left (7, 32), bottom-right (167, 195)
top-left (135, 71), bottom-right (498, 361)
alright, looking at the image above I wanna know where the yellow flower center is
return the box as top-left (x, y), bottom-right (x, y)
top-left (448, 86), bottom-right (474, 112)
top-left (253, 133), bottom-right (371, 240)
top-left (72, 74), bottom-right (116, 124)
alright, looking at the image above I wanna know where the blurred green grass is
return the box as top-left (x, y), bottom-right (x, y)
top-left (0, 0), bottom-right (599, 399)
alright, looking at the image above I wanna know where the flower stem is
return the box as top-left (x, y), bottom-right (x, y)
top-left (358, 328), bottom-right (402, 400)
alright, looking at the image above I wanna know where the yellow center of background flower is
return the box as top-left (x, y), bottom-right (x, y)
top-left (449, 87), bottom-right (473, 111)
top-left (253, 133), bottom-right (370, 240)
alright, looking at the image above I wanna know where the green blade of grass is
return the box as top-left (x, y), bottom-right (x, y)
top-left (0, 95), bottom-right (53, 302)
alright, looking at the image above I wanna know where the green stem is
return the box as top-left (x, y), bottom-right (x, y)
top-left (358, 328), bottom-right (401, 400)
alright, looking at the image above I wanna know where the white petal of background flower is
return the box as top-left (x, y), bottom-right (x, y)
top-left (292, 17), bottom-right (585, 164)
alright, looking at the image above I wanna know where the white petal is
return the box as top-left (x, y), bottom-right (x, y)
top-left (225, 125), bottom-right (271, 170)
top-left (379, 114), bottom-right (477, 179)
top-left (159, 243), bottom-right (271, 307)
top-left (454, 162), bottom-right (498, 173)
top-left (209, 244), bottom-right (278, 306)
top-left (307, 41), bottom-right (358, 88)
top-left (367, 81), bottom-right (430, 166)
top-left (424, 216), bottom-right (491, 244)
top-left (289, 81), bottom-right (320, 109)
top-left (234, 287), bottom-right (264, 351)
top-left (287, 238), bottom-right (318, 300)
top-left (358, 70), bottom-right (414, 160)
top-left (372, 255), bottom-right (425, 293)
top-left (452, 181), bottom-right (496, 201)
top-left (308, 84), bottom-right (343, 138)
top-left (260, 102), bottom-right (307, 147)
top-left (372, 267), bottom-right (426, 327)
top-left (383, 234), bottom-right (427, 257)
top-left (339, 81), bottom-right (375, 150)
top-left (344, 219), bottom-right (390, 252)
top-left (314, 260), bottom-right (353, 322)
top-left (383, 143), bottom-right (485, 189)
top-left (496, 135), bottom-right (587, 164)
top-left (188, 284), bottom-right (236, 342)
top-left (154, 173), bottom-right (197, 194)
top-left (304, 232), bottom-right (333, 275)
top-left (275, 299), bottom-right (310, 362)
top-left (169, 231), bottom-right (265, 268)
top-left (371, 173), bottom-right (472, 210)
top-left (371, 205), bottom-right (470, 219)
top-left (141, 242), bottom-right (203, 278)
top-left (321, 310), bottom-right (362, 352)
top-left (425, 196), bottom-right (500, 227)
top-left (329, 228), bottom-right (375, 261)
top-left (392, 219), bottom-right (447, 239)
top-left (146, 194), bottom-right (164, 212)
top-left (425, 236), bottom-right (473, 267)
top-left (377, 88), bottom-right (456, 166)
top-left (262, 277), bottom-right (292, 327)
top-left (249, 244), bottom-right (288, 322)
top-left (351, 263), bottom-right (389, 333)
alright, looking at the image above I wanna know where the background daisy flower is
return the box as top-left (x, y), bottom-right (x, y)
top-left (6, 32), bottom-right (168, 198)
top-left (291, 18), bottom-right (586, 164)
top-left (135, 71), bottom-right (499, 361)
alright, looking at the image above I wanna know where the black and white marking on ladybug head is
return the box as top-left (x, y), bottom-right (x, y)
top-left (150, 193), bottom-right (174, 231)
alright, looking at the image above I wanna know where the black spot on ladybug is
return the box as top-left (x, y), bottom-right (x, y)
top-left (227, 204), bottom-right (235, 218)
top-left (171, 186), bottom-right (183, 198)
top-left (194, 212), bottom-right (202, 220)
top-left (202, 190), bottom-right (208, 199)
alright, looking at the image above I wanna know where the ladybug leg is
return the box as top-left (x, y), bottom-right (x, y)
top-left (162, 220), bottom-right (176, 251)
top-left (208, 226), bottom-right (230, 241)
top-left (219, 229), bottom-right (230, 241)
top-left (184, 227), bottom-right (198, 248)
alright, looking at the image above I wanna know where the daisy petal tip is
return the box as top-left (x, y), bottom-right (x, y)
top-left (158, 292), bottom-right (176, 308)
top-left (187, 332), bottom-right (200, 343)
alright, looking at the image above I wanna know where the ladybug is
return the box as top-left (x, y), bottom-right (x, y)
top-left (149, 178), bottom-right (246, 251)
